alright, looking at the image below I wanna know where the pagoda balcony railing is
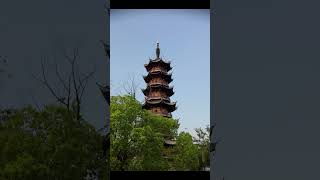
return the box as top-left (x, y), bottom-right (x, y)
top-left (149, 69), bottom-right (171, 74)
top-left (147, 82), bottom-right (172, 88)
top-left (147, 69), bottom-right (172, 76)
top-left (145, 96), bottom-right (170, 101)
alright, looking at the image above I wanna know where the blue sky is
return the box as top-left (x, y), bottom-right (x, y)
top-left (110, 9), bottom-right (210, 136)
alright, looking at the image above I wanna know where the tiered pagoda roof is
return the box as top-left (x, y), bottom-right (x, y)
top-left (142, 97), bottom-right (177, 112)
top-left (142, 42), bottom-right (177, 118)
top-left (142, 83), bottom-right (174, 97)
top-left (143, 70), bottom-right (173, 83)
top-left (144, 58), bottom-right (172, 72)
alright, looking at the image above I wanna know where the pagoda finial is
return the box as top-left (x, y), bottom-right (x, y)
top-left (156, 41), bottom-right (160, 59)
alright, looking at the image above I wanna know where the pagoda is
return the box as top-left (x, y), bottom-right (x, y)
top-left (142, 42), bottom-right (177, 118)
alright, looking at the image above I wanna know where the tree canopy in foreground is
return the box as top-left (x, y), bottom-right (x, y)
top-left (0, 105), bottom-right (108, 180)
top-left (110, 95), bottom-right (210, 171)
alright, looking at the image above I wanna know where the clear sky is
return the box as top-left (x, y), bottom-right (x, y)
top-left (110, 9), bottom-right (210, 136)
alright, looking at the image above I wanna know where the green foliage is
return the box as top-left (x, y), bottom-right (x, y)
top-left (141, 111), bottom-right (179, 139)
top-left (110, 95), bottom-right (178, 171)
top-left (127, 126), bottom-right (168, 171)
top-left (173, 132), bottom-right (200, 170)
top-left (110, 95), bottom-right (210, 171)
top-left (194, 126), bottom-right (210, 170)
top-left (0, 105), bottom-right (108, 180)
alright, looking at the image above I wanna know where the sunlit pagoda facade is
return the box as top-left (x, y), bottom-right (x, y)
top-left (142, 42), bottom-right (177, 118)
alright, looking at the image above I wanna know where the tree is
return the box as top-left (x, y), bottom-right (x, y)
top-left (194, 126), bottom-right (210, 170)
top-left (110, 94), bottom-right (216, 171)
top-left (110, 95), bottom-right (179, 171)
top-left (33, 48), bottom-right (96, 121)
top-left (121, 73), bottom-right (141, 98)
top-left (0, 105), bottom-right (107, 180)
top-left (173, 132), bottom-right (200, 171)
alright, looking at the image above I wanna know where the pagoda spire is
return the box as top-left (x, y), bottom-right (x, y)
top-left (156, 41), bottom-right (160, 59)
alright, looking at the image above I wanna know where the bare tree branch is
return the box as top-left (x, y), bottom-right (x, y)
top-left (76, 63), bottom-right (96, 101)
top-left (69, 48), bottom-right (81, 120)
top-left (35, 48), bottom-right (96, 120)
top-left (54, 57), bottom-right (69, 93)
top-left (79, 68), bottom-right (96, 101)
top-left (121, 73), bottom-right (140, 98)
top-left (67, 71), bottom-right (72, 109)
top-left (38, 57), bottom-right (68, 107)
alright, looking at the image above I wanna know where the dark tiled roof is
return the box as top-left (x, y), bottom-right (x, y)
top-left (144, 58), bottom-right (172, 71)
top-left (143, 70), bottom-right (173, 83)
top-left (141, 83), bottom-right (174, 96)
top-left (142, 98), bottom-right (177, 112)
